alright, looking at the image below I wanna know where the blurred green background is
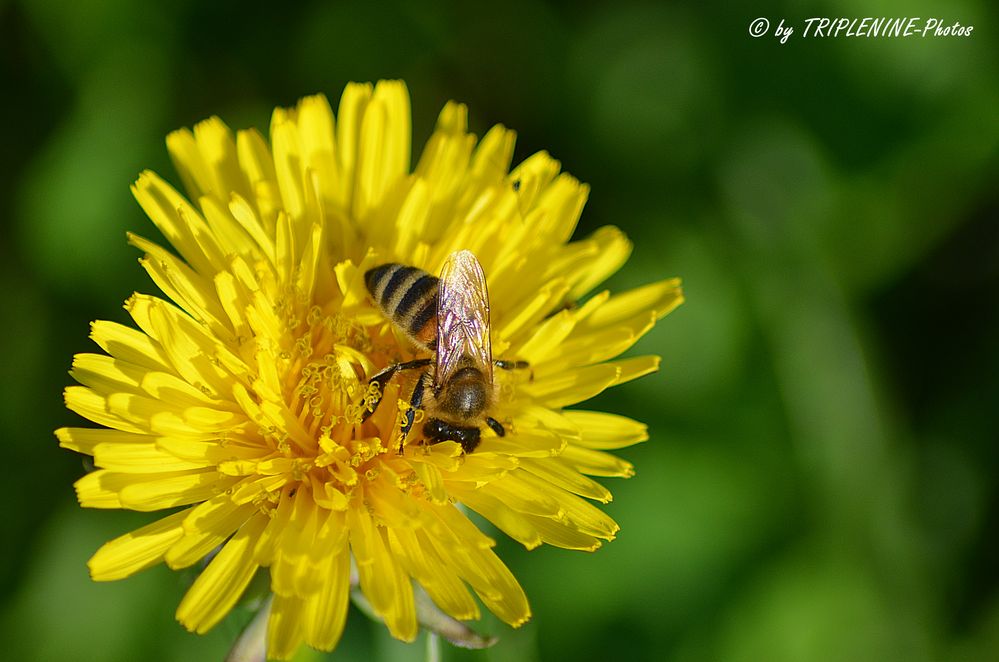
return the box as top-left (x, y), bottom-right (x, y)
top-left (2, 0), bottom-right (998, 660)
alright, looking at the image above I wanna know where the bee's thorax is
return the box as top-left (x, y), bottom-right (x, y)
top-left (436, 366), bottom-right (490, 419)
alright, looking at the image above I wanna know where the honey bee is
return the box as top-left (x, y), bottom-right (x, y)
top-left (362, 250), bottom-right (527, 453)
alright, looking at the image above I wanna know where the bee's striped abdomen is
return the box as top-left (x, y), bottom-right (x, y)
top-left (365, 263), bottom-right (439, 349)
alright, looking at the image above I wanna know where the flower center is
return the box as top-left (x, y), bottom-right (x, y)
top-left (253, 301), bottom-right (404, 502)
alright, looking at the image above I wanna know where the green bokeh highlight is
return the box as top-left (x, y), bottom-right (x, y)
top-left (1, 1), bottom-right (997, 660)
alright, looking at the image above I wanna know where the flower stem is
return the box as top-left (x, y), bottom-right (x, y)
top-left (426, 632), bottom-right (441, 662)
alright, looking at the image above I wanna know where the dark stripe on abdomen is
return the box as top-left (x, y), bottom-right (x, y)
top-left (379, 266), bottom-right (418, 306)
top-left (394, 274), bottom-right (438, 317)
top-left (364, 264), bottom-right (397, 299)
top-left (409, 298), bottom-right (438, 345)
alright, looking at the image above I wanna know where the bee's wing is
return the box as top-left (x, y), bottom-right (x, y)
top-left (435, 250), bottom-right (493, 389)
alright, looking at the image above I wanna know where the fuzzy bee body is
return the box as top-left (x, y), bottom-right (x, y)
top-left (364, 251), bottom-right (517, 453)
top-left (364, 264), bottom-right (440, 350)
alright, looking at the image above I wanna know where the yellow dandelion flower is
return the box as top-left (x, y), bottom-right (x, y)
top-left (58, 80), bottom-right (683, 659)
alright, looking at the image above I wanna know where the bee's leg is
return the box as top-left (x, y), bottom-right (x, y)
top-left (485, 417), bottom-right (506, 437)
top-left (458, 427), bottom-right (481, 454)
top-left (494, 359), bottom-right (533, 381)
top-left (399, 371), bottom-right (430, 454)
top-left (362, 358), bottom-right (433, 422)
